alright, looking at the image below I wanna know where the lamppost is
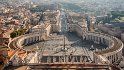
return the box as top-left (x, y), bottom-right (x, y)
top-left (89, 45), bottom-right (95, 63)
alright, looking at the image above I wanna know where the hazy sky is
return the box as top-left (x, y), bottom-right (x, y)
top-left (31, 0), bottom-right (124, 3)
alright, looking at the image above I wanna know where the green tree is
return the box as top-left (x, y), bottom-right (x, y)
top-left (18, 29), bottom-right (24, 35)
top-left (10, 32), bottom-right (17, 38)
top-left (10, 29), bottom-right (27, 38)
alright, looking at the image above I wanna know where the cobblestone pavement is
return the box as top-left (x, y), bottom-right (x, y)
top-left (25, 32), bottom-right (107, 61)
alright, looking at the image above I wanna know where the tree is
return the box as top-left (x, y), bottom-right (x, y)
top-left (17, 29), bottom-right (24, 35)
top-left (10, 29), bottom-right (27, 38)
top-left (10, 32), bottom-right (17, 38)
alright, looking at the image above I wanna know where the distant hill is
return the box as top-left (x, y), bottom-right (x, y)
top-left (0, 0), bottom-right (31, 6)
top-left (0, 0), bottom-right (124, 13)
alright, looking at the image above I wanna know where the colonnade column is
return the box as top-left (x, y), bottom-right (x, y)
top-left (86, 35), bottom-right (88, 40)
top-left (25, 39), bottom-right (29, 45)
top-left (34, 36), bottom-right (37, 42)
top-left (94, 36), bottom-right (96, 42)
top-left (33, 37), bottom-right (35, 42)
top-left (89, 35), bottom-right (91, 40)
top-left (29, 38), bottom-right (32, 44)
top-left (114, 54), bottom-right (116, 62)
top-left (90, 35), bottom-right (92, 41)
top-left (38, 36), bottom-right (40, 41)
top-left (110, 55), bottom-right (112, 64)
top-left (98, 37), bottom-right (100, 44)
top-left (91, 36), bottom-right (94, 41)
top-left (101, 38), bottom-right (104, 44)
top-left (38, 36), bottom-right (41, 41)
top-left (82, 35), bottom-right (85, 40)
top-left (112, 55), bottom-right (114, 63)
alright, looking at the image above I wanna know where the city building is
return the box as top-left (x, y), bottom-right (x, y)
top-left (121, 33), bottom-right (124, 42)
top-left (66, 12), bottom-right (88, 36)
top-left (30, 22), bottom-right (51, 39)
top-left (97, 23), bottom-right (122, 37)
top-left (43, 10), bottom-right (61, 33)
